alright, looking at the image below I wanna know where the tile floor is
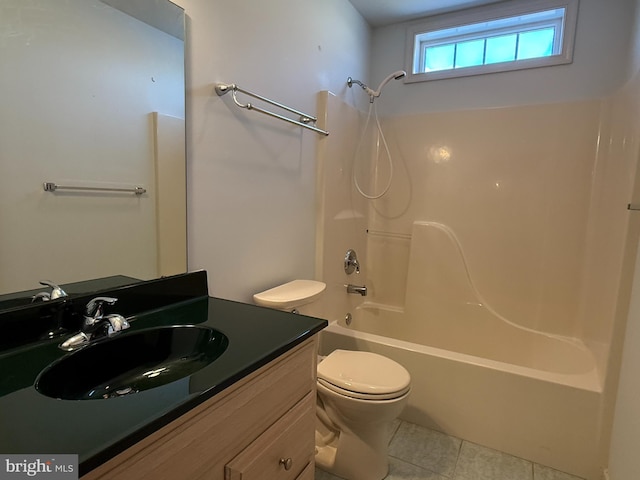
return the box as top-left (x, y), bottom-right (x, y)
top-left (314, 420), bottom-right (585, 480)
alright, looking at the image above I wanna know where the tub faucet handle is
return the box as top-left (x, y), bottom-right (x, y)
top-left (344, 249), bottom-right (360, 275)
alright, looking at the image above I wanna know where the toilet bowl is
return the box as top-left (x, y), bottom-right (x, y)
top-left (254, 280), bottom-right (412, 480)
top-left (315, 349), bottom-right (410, 480)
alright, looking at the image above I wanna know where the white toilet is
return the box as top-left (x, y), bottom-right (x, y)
top-left (254, 280), bottom-right (411, 480)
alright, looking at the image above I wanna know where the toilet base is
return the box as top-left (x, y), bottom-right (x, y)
top-left (314, 425), bottom-right (389, 480)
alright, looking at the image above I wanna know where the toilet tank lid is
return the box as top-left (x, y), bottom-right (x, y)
top-left (253, 280), bottom-right (326, 309)
top-left (317, 350), bottom-right (411, 395)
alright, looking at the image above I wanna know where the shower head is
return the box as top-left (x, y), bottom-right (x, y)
top-left (370, 70), bottom-right (406, 98)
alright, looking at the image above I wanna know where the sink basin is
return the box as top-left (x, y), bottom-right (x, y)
top-left (35, 325), bottom-right (229, 400)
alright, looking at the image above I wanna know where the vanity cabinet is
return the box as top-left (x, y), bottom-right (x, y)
top-left (225, 391), bottom-right (315, 480)
top-left (82, 337), bottom-right (318, 480)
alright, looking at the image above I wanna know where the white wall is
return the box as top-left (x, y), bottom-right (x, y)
top-left (370, 0), bottom-right (636, 115)
top-left (173, 0), bottom-right (370, 302)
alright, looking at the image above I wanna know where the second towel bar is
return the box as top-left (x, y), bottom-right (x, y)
top-left (43, 182), bottom-right (146, 195)
top-left (215, 83), bottom-right (329, 136)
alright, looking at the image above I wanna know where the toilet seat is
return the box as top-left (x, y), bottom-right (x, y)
top-left (317, 350), bottom-right (411, 400)
top-left (317, 378), bottom-right (410, 400)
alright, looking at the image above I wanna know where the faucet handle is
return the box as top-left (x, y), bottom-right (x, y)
top-left (104, 314), bottom-right (130, 336)
top-left (39, 280), bottom-right (68, 299)
top-left (32, 280), bottom-right (68, 302)
top-left (84, 297), bottom-right (118, 320)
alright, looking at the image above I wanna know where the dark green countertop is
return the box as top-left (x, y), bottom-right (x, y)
top-left (0, 295), bottom-right (327, 476)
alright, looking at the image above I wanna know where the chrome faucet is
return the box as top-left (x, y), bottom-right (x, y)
top-left (346, 284), bottom-right (367, 296)
top-left (60, 296), bottom-right (129, 351)
top-left (31, 280), bottom-right (68, 303)
top-left (83, 296), bottom-right (129, 335)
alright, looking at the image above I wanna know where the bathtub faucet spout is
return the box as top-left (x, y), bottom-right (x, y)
top-left (346, 284), bottom-right (367, 296)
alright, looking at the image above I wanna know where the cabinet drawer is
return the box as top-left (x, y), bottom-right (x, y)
top-left (225, 392), bottom-right (315, 480)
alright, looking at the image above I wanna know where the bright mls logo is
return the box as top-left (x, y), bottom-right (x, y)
top-left (1, 455), bottom-right (77, 479)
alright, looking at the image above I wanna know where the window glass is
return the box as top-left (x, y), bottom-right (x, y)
top-left (517, 28), bottom-right (555, 60)
top-left (425, 44), bottom-right (455, 72)
top-left (485, 34), bottom-right (517, 64)
top-left (456, 39), bottom-right (485, 68)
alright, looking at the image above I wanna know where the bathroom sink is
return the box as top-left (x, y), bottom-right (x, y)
top-left (35, 325), bottom-right (229, 400)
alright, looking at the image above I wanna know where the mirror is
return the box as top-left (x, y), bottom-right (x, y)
top-left (0, 0), bottom-right (186, 304)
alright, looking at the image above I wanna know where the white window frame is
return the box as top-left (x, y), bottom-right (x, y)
top-left (404, 0), bottom-right (579, 83)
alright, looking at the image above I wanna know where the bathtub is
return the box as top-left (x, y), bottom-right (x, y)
top-left (318, 303), bottom-right (603, 480)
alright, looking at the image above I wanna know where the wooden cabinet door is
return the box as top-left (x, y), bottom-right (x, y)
top-left (225, 392), bottom-right (315, 480)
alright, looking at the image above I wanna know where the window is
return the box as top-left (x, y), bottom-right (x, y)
top-left (405, 0), bottom-right (579, 82)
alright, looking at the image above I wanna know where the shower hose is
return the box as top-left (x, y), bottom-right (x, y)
top-left (353, 101), bottom-right (394, 199)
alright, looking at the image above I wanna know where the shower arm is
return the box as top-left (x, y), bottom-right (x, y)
top-left (347, 77), bottom-right (376, 102)
top-left (347, 77), bottom-right (368, 91)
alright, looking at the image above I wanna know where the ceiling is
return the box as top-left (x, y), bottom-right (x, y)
top-left (348, 0), bottom-right (506, 27)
